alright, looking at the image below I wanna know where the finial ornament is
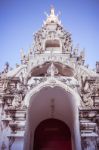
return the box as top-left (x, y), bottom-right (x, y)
top-left (50, 5), bottom-right (55, 16)
top-left (80, 48), bottom-right (85, 59)
top-left (44, 6), bottom-right (61, 25)
top-left (20, 48), bottom-right (24, 60)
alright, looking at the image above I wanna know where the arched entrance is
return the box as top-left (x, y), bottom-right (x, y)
top-left (24, 81), bottom-right (82, 150)
top-left (33, 119), bottom-right (72, 150)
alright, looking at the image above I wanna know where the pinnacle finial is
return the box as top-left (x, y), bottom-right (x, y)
top-left (44, 6), bottom-right (61, 25)
top-left (20, 48), bottom-right (24, 60)
top-left (50, 5), bottom-right (55, 16)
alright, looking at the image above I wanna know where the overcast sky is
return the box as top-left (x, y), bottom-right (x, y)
top-left (0, 0), bottom-right (99, 71)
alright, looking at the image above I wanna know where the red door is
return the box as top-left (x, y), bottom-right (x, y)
top-left (33, 119), bottom-right (72, 150)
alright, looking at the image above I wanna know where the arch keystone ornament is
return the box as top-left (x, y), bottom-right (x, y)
top-left (0, 7), bottom-right (99, 150)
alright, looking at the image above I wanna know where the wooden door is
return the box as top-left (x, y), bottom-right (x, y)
top-left (33, 119), bottom-right (72, 150)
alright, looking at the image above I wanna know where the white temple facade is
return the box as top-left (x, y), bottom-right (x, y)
top-left (0, 7), bottom-right (99, 150)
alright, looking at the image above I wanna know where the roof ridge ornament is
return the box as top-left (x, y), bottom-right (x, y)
top-left (47, 62), bottom-right (58, 77)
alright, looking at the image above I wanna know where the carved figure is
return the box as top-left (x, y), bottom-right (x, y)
top-left (12, 94), bottom-right (22, 109)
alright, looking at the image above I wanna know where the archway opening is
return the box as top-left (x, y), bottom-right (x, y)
top-left (33, 119), bottom-right (72, 150)
top-left (24, 86), bottom-right (81, 150)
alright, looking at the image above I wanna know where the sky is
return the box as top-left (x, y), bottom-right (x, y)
top-left (0, 0), bottom-right (99, 71)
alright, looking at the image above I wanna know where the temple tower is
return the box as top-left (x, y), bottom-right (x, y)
top-left (0, 7), bottom-right (99, 150)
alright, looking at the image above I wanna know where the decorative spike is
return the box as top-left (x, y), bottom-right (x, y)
top-left (44, 11), bottom-right (48, 18)
top-left (80, 48), bottom-right (85, 59)
top-left (20, 48), bottom-right (24, 60)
